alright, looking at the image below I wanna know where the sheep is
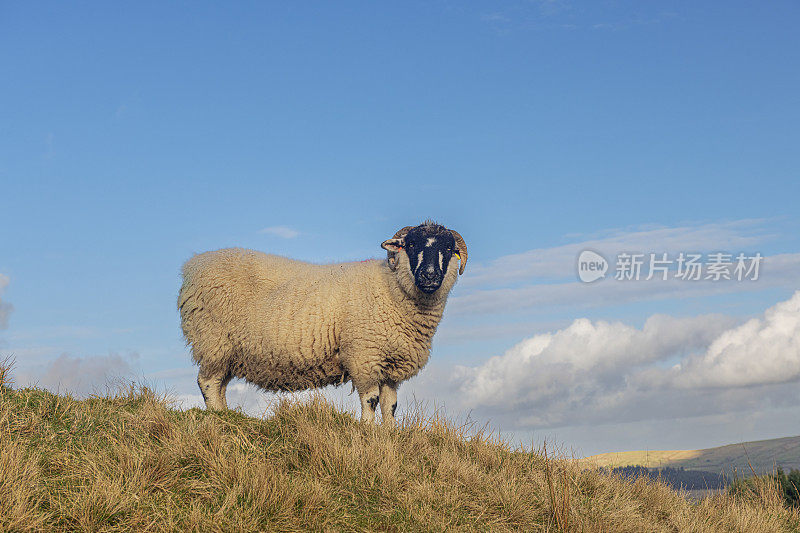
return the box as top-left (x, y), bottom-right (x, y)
top-left (178, 221), bottom-right (468, 424)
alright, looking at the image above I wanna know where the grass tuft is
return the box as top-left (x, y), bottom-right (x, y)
top-left (1, 361), bottom-right (798, 531)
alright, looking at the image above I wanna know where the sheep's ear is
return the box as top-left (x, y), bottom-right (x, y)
top-left (381, 239), bottom-right (404, 252)
top-left (381, 238), bottom-right (404, 271)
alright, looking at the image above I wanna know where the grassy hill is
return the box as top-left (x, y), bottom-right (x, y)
top-left (582, 436), bottom-right (800, 475)
top-left (1, 364), bottom-right (798, 531)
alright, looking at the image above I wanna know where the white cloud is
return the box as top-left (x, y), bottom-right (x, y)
top-left (461, 219), bottom-right (770, 288)
top-left (150, 366), bottom-right (361, 418)
top-left (665, 291), bottom-right (800, 389)
top-left (171, 384), bottom-right (362, 420)
top-left (443, 291), bottom-right (800, 430)
top-left (0, 274), bottom-right (12, 330)
top-left (435, 319), bottom-right (570, 345)
top-left (449, 218), bottom-right (799, 316)
top-left (454, 313), bottom-right (736, 411)
top-left (218, 381), bottom-right (360, 416)
top-left (450, 253), bottom-right (800, 315)
top-left (16, 352), bottom-right (138, 398)
top-left (259, 226), bottom-right (300, 239)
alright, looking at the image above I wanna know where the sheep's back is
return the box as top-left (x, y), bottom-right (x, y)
top-left (245, 260), bottom-right (373, 368)
top-left (179, 249), bottom-right (372, 379)
top-left (180, 249), bottom-right (316, 334)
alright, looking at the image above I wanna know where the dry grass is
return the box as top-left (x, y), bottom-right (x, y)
top-left (1, 366), bottom-right (798, 531)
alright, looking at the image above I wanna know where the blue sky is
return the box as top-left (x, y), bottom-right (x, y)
top-left (2, 1), bottom-right (800, 456)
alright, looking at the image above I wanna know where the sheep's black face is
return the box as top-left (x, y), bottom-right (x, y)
top-left (402, 226), bottom-right (457, 294)
top-left (382, 222), bottom-right (467, 296)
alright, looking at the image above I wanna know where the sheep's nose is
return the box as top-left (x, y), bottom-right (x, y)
top-left (420, 266), bottom-right (439, 282)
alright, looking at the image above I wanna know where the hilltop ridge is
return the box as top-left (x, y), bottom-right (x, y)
top-left (1, 364), bottom-right (798, 531)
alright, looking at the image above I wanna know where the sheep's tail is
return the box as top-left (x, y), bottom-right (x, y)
top-left (177, 262), bottom-right (199, 329)
top-left (177, 269), bottom-right (199, 352)
top-left (176, 256), bottom-right (221, 367)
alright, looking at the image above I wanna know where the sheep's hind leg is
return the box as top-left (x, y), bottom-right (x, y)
top-left (357, 383), bottom-right (380, 424)
top-left (219, 373), bottom-right (232, 408)
top-left (380, 381), bottom-right (398, 426)
top-left (197, 367), bottom-right (230, 410)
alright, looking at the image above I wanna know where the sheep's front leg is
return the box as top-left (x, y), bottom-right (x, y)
top-left (358, 384), bottom-right (380, 423)
top-left (380, 381), bottom-right (398, 426)
top-left (197, 368), bottom-right (231, 410)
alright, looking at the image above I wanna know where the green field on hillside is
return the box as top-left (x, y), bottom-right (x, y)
top-left (583, 436), bottom-right (800, 475)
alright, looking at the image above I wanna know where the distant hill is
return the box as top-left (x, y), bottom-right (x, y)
top-left (582, 436), bottom-right (800, 475)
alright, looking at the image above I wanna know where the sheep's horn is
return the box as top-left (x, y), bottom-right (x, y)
top-left (392, 226), bottom-right (414, 240)
top-left (449, 229), bottom-right (468, 275)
